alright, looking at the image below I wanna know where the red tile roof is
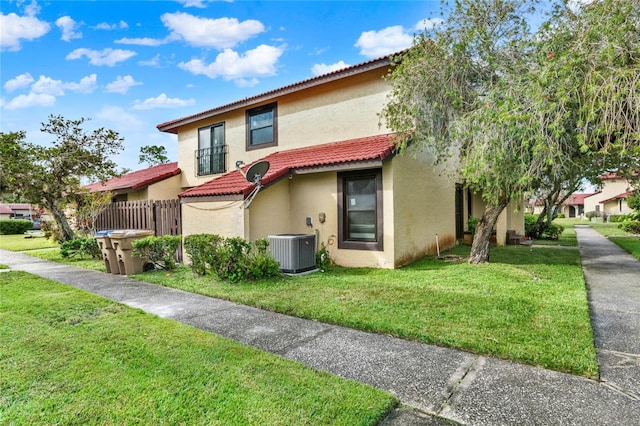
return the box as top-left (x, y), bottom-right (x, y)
top-left (563, 193), bottom-right (595, 205)
top-left (180, 134), bottom-right (397, 199)
top-left (599, 190), bottom-right (636, 204)
top-left (84, 162), bottom-right (180, 193)
top-left (0, 205), bottom-right (14, 214)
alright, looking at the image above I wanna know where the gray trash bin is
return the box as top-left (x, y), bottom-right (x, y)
top-left (109, 229), bottom-right (155, 275)
top-left (95, 230), bottom-right (118, 274)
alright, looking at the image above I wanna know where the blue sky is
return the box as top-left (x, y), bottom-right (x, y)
top-left (1, 0), bottom-right (445, 172)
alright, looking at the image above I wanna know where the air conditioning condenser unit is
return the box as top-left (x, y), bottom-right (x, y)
top-left (267, 234), bottom-right (317, 274)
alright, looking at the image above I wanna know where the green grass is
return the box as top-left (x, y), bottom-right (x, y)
top-left (533, 218), bottom-right (580, 246)
top-left (0, 234), bottom-right (59, 251)
top-left (0, 272), bottom-right (396, 425)
top-left (135, 244), bottom-right (598, 378)
top-left (587, 221), bottom-right (640, 260)
top-left (27, 248), bottom-right (107, 272)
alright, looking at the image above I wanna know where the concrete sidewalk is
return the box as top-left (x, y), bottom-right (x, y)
top-left (576, 225), bottom-right (640, 401)
top-left (2, 244), bottom-right (639, 425)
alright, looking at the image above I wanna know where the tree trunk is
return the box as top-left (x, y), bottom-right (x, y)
top-left (468, 199), bottom-right (508, 264)
top-left (47, 200), bottom-right (75, 241)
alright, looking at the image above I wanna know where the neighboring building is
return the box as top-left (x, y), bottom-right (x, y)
top-left (0, 203), bottom-right (33, 219)
top-left (562, 193), bottom-right (594, 218)
top-left (83, 162), bottom-right (182, 202)
top-left (584, 173), bottom-right (637, 217)
top-left (0, 204), bottom-right (14, 220)
top-left (157, 55), bottom-right (523, 269)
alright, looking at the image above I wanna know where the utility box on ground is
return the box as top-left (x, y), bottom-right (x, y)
top-left (267, 234), bottom-right (317, 274)
top-left (109, 229), bottom-right (155, 275)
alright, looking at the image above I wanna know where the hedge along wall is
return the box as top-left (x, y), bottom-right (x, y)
top-left (0, 219), bottom-right (34, 235)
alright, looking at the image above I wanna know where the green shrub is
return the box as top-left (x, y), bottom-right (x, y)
top-left (627, 193), bottom-right (640, 211)
top-left (132, 235), bottom-right (182, 271)
top-left (40, 220), bottom-right (62, 242)
top-left (246, 238), bottom-right (281, 281)
top-left (524, 213), bottom-right (538, 237)
top-left (556, 213), bottom-right (565, 218)
top-left (608, 215), bottom-right (627, 223)
top-left (184, 234), bottom-right (223, 276)
top-left (619, 220), bottom-right (640, 234)
top-left (541, 223), bottom-right (564, 240)
top-left (184, 234), bottom-right (281, 282)
top-left (60, 238), bottom-right (100, 259)
top-left (467, 216), bottom-right (479, 234)
top-left (316, 242), bottom-right (333, 270)
top-left (0, 219), bottom-right (34, 235)
top-left (586, 211), bottom-right (601, 220)
top-left (524, 213), bottom-right (564, 240)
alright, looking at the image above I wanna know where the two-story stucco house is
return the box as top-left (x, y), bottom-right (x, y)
top-left (584, 172), bottom-right (637, 217)
top-left (157, 55), bottom-right (523, 269)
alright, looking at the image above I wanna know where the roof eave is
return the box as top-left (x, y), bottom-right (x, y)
top-left (157, 56), bottom-right (394, 134)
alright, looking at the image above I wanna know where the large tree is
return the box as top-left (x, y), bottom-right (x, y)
top-left (0, 115), bottom-right (124, 241)
top-left (382, 0), bottom-right (640, 263)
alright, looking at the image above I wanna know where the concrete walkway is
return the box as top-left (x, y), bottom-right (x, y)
top-left (1, 240), bottom-right (639, 425)
top-left (576, 225), bottom-right (640, 401)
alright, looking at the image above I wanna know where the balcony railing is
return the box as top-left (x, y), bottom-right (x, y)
top-left (196, 145), bottom-right (226, 176)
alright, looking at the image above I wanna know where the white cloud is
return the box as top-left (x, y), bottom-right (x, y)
top-left (66, 48), bottom-right (137, 66)
top-left (96, 105), bottom-right (144, 129)
top-left (311, 61), bottom-right (349, 76)
top-left (4, 72), bottom-right (35, 92)
top-left (131, 93), bottom-right (195, 110)
top-left (30, 74), bottom-right (98, 95)
top-left (414, 18), bottom-right (444, 32)
top-left (31, 75), bottom-right (65, 96)
top-left (138, 54), bottom-right (162, 67)
top-left (161, 12), bottom-right (264, 49)
top-left (64, 74), bottom-right (98, 94)
top-left (94, 20), bottom-right (128, 30)
top-left (178, 44), bottom-right (283, 85)
top-left (0, 12), bottom-right (50, 51)
top-left (3, 92), bottom-right (56, 110)
top-left (115, 37), bottom-right (169, 47)
top-left (176, 0), bottom-right (208, 7)
top-left (105, 75), bottom-right (142, 94)
top-left (55, 16), bottom-right (82, 41)
top-left (355, 25), bottom-right (413, 58)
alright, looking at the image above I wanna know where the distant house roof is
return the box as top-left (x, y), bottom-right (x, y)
top-left (599, 190), bottom-right (636, 204)
top-left (563, 193), bottom-right (595, 205)
top-left (8, 203), bottom-right (31, 210)
top-left (157, 53), bottom-right (397, 134)
top-left (0, 205), bottom-right (14, 214)
top-left (180, 134), bottom-right (397, 199)
top-left (84, 162), bottom-right (181, 193)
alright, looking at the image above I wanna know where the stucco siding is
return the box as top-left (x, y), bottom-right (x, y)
top-left (391, 149), bottom-right (457, 267)
top-left (181, 200), bottom-right (247, 240)
top-left (247, 178), bottom-right (292, 240)
top-left (584, 178), bottom-right (632, 214)
top-left (176, 68), bottom-right (390, 190)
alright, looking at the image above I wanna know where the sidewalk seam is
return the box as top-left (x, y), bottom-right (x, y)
top-left (436, 355), bottom-right (481, 416)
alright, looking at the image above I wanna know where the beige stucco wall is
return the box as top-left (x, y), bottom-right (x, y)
top-left (584, 178), bottom-right (633, 214)
top-left (391, 148), bottom-right (457, 266)
top-left (176, 68), bottom-right (391, 190)
top-left (181, 200), bottom-right (247, 239)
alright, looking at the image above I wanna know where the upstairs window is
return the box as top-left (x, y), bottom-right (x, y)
top-left (246, 103), bottom-right (277, 149)
top-left (197, 123), bottom-right (226, 176)
top-left (338, 169), bottom-right (383, 251)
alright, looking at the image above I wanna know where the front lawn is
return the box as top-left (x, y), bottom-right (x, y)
top-left (0, 234), bottom-right (58, 251)
top-left (588, 221), bottom-right (640, 260)
top-left (0, 271), bottom-right (396, 425)
top-left (136, 245), bottom-right (598, 378)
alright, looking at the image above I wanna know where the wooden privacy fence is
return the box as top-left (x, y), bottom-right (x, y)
top-left (95, 199), bottom-right (182, 262)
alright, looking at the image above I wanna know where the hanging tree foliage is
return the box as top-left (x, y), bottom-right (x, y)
top-left (0, 115), bottom-right (124, 241)
top-left (382, 0), bottom-right (640, 263)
